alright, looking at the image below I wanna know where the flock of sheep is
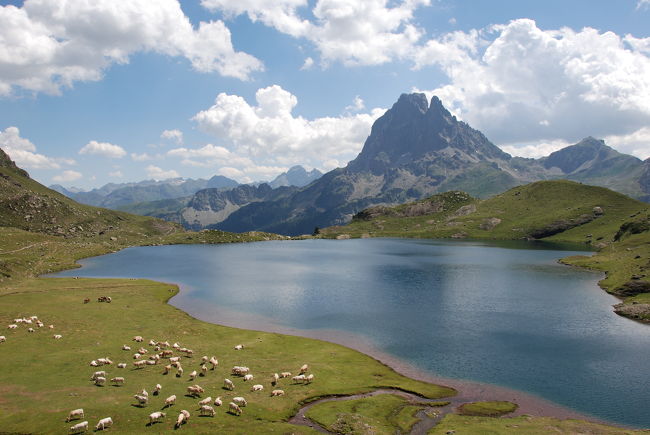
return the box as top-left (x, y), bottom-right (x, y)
top-left (3, 303), bottom-right (316, 432)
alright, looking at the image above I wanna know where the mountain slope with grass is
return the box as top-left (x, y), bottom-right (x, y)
top-left (320, 180), bottom-right (650, 323)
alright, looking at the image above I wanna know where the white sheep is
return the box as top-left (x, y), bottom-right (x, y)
top-left (175, 410), bottom-right (190, 428)
top-left (189, 370), bottom-right (197, 380)
top-left (94, 417), bottom-right (113, 431)
top-left (272, 373), bottom-right (279, 385)
top-left (28, 327), bottom-right (35, 333)
top-left (209, 356), bottom-right (218, 369)
top-left (243, 374), bottom-right (253, 382)
top-left (214, 397), bottom-right (222, 407)
top-left (94, 377), bottom-right (106, 386)
top-left (176, 367), bottom-right (184, 377)
top-left (199, 405), bottom-right (215, 417)
top-left (53, 334), bottom-right (62, 339)
top-left (148, 339), bottom-right (157, 346)
top-left (89, 360), bottom-right (99, 367)
top-left (110, 377), bottom-right (125, 386)
top-left (305, 374), bottom-right (314, 384)
top-left (164, 394), bottom-right (177, 407)
top-left (279, 372), bottom-right (292, 378)
top-left (292, 375), bottom-right (306, 383)
top-left (66, 408), bottom-right (84, 422)
top-left (232, 396), bottom-right (247, 407)
top-left (299, 364), bottom-right (309, 374)
top-left (138, 347), bottom-right (148, 354)
top-left (7, 324), bottom-right (17, 329)
top-left (133, 394), bottom-right (148, 406)
top-left (198, 396), bottom-right (212, 407)
top-left (163, 364), bottom-right (172, 375)
top-left (271, 389), bottom-right (285, 397)
top-left (172, 342), bottom-right (180, 349)
top-left (187, 385), bottom-right (204, 397)
top-left (0, 336), bottom-right (5, 343)
top-left (90, 371), bottom-right (106, 381)
top-left (117, 363), bottom-right (127, 369)
top-left (250, 384), bottom-right (263, 392)
top-left (169, 356), bottom-right (180, 363)
top-left (133, 360), bottom-right (147, 369)
top-left (223, 378), bottom-right (234, 390)
top-left (228, 402), bottom-right (242, 416)
top-left (68, 420), bottom-right (88, 433)
top-left (145, 360), bottom-right (156, 365)
top-left (122, 345), bottom-right (131, 351)
top-left (133, 335), bottom-right (143, 342)
top-left (201, 355), bottom-right (208, 364)
top-left (234, 344), bottom-right (244, 350)
top-left (200, 364), bottom-right (208, 376)
top-left (48, 324), bottom-right (54, 329)
top-left (148, 411), bottom-right (166, 425)
top-left (153, 384), bottom-right (162, 395)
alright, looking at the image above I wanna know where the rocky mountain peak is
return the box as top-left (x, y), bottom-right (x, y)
top-left (543, 136), bottom-right (626, 174)
top-left (0, 147), bottom-right (30, 178)
top-left (640, 158), bottom-right (650, 194)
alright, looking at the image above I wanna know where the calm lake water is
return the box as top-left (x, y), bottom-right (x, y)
top-left (55, 238), bottom-right (650, 427)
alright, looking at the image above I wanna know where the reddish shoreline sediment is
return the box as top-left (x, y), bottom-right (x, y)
top-left (169, 290), bottom-right (611, 426)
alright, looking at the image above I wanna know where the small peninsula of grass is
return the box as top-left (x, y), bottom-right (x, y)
top-left (458, 401), bottom-right (519, 417)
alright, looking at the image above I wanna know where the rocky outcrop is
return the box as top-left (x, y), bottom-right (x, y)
top-left (0, 147), bottom-right (30, 179)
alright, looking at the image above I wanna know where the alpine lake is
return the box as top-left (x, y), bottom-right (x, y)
top-left (54, 238), bottom-right (650, 428)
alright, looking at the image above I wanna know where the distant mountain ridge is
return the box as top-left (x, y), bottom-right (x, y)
top-left (208, 93), bottom-right (649, 235)
top-left (269, 165), bottom-right (322, 188)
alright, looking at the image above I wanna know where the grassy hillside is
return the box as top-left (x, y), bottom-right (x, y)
top-left (320, 180), bottom-right (650, 323)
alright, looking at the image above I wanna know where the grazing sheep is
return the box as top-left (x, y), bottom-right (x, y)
top-left (110, 377), bottom-right (125, 386)
top-left (97, 357), bottom-right (112, 365)
top-left (133, 394), bottom-right (148, 406)
top-left (153, 384), bottom-right (162, 395)
top-left (68, 420), bottom-right (88, 433)
top-left (200, 364), bottom-right (208, 376)
top-left (271, 373), bottom-right (279, 385)
top-left (175, 410), bottom-right (190, 428)
top-left (0, 336), bottom-right (5, 343)
top-left (13, 318), bottom-right (23, 323)
top-left (305, 374), bottom-right (314, 384)
top-left (228, 402), bottom-right (243, 416)
top-left (138, 347), bottom-right (148, 354)
top-left (163, 364), bottom-right (172, 375)
top-left (117, 363), bottom-right (127, 369)
top-left (214, 397), bottom-right (222, 407)
top-left (223, 378), bottom-right (234, 390)
top-left (232, 396), bottom-right (247, 407)
top-left (199, 405), bottom-right (215, 417)
top-left (172, 342), bottom-right (180, 349)
top-left (28, 327), bottom-right (35, 333)
top-left (122, 345), bottom-right (131, 351)
top-left (172, 361), bottom-right (182, 369)
top-left (299, 364), bottom-right (309, 374)
top-left (292, 375), bottom-right (305, 383)
top-left (209, 357), bottom-right (218, 369)
top-left (133, 335), bottom-right (143, 342)
top-left (94, 417), bottom-right (113, 431)
top-left (189, 370), bottom-right (198, 380)
top-left (231, 366), bottom-right (250, 376)
top-left (148, 339), bottom-right (157, 346)
top-left (139, 388), bottom-right (149, 397)
top-left (133, 360), bottom-right (147, 369)
top-left (279, 372), bottom-right (291, 378)
top-left (148, 411), bottom-right (165, 425)
top-left (186, 385), bottom-right (204, 397)
top-left (234, 344), bottom-right (244, 350)
top-left (145, 360), bottom-right (156, 366)
top-left (198, 396), bottom-right (212, 407)
top-left (90, 360), bottom-right (99, 367)
top-left (8, 324), bottom-right (17, 329)
top-left (176, 367), bottom-right (184, 377)
top-left (250, 384), bottom-right (263, 392)
top-left (48, 325), bottom-right (54, 329)
top-left (90, 371), bottom-right (106, 381)
top-left (201, 356), bottom-right (208, 364)
top-left (164, 394), bottom-right (177, 407)
top-left (185, 349), bottom-right (194, 357)
top-left (160, 341), bottom-right (170, 348)
top-left (243, 374), bottom-right (253, 382)
top-left (271, 389), bottom-right (285, 397)
top-left (94, 377), bottom-right (106, 386)
top-left (160, 350), bottom-right (173, 357)
top-left (24, 319), bottom-right (32, 325)
top-left (66, 408), bottom-right (84, 422)
top-left (169, 356), bottom-right (180, 363)
top-left (53, 334), bottom-right (62, 339)
top-left (36, 321), bottom-right (44, 328)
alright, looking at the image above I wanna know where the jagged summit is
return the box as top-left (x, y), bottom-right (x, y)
top-left (0, 147), bottom-right (30, 178)
top-left (348, 93), bottom-right (510, 174)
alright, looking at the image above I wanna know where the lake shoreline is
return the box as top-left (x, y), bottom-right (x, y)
top-left (167, 282), bottom-right (618, 428)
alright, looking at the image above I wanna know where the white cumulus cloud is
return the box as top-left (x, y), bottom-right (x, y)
top-left (0, 126), bottom-right (73, 169)
top-left (79, 141), bottom-right (126, 158)
top-left (52, 169), bottom-right (82, 182)
top-left (0, 0), bottom-right (262, 96)
top-left (412, 19), bottom-right (650, 151)
top-left (145, 165), bottom-right (179, 180)
top-left (161, 129), bottom-right (183, 144)
top-left (202, 0), bottom-right (431, 66)
top-left (191, 85), bottom-right (384, 174)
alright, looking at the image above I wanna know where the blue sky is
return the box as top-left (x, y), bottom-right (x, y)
top-left (0, 0), bottom-right (649, 189)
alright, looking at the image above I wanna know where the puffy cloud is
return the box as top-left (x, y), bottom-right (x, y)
top-left (345, 95), bottom-right (365, 113)
top-left (52, 169), bottom-right (82, 182)
top-left (130, 152), bottom-right (154, 161)
top-left (79, 140), bottom-right (126, 158)
top-left (0, 0), bottom-right (262, 96)
top-left (108, 170), bottom-right (123, 178)
top-left (161, 129), bottom-right (183, 144)
top-left (637, 0), bottom-right (650, 9)
top-left (191, 85), bottom-right (384, 172)
top-left (0, 126), bottom-right (72, 169)
top-left (500, 139), bottom-right (572, 159)
top-left (605, 127), bottom-right (650, 159)
top-left (145, 165), bottom-right (179, 180)
top-left (202, 0), bottom-right (430, 66)
top-left (300, 56), bottom-right (314, 70)
top-left (413, 19), bottom-right (650, 149)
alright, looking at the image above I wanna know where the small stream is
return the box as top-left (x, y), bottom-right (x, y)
top-left (289, 389), bottom-right (465, 434)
